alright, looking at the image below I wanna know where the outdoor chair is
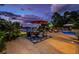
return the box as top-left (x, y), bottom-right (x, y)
top-left (38, 32), bottom-right (43, 38)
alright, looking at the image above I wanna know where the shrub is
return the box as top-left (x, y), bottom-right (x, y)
top-left (0, 31), bottom-right (6, 52)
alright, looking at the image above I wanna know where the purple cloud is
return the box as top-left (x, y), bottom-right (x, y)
top-left (51, 4), bottom-right (66, 13)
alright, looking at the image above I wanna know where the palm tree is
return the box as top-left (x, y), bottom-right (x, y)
top-left (0, 19), bottom-right (21, 52)
top-left (69, 11), bottom-right (78, 24)
top-left (0, 19), bottom-right (21, 41)
top-left (52, 12), bottom-right (64, 29)
top-left (73, 21), bottom-right (79, 29)
top-left (5, 21), bottom-right (21, 41)
top-left (63, 11), bottom-right (70, 24)
top-left (64, 11), bottom-right (79, 24)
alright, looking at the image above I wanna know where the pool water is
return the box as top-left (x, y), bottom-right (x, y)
top-left (63, 31), bottom-right (75, 35)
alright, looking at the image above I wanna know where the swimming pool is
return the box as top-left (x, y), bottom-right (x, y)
top-left (63, 31), bottom-right (75, 35)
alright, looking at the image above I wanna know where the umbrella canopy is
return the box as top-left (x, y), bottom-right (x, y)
top-left (63, 24), bottom-right (73, 27)
top-left (31, 20), bottom-right (48, 24)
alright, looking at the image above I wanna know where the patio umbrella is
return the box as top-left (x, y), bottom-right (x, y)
top-left (63, 24), bottom-right (73, 27)
top-left (31, 20), bottom-right (48, 24)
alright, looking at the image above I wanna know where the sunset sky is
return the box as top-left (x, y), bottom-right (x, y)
top-left (0, 4), bottom-right (79, 20)
top-left (0, 4), bottom-right (51, 20)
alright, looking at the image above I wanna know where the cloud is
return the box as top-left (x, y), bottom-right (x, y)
top-left (20, 7), bottom-right (33, 12)
top-left (27, 8), bottom-right (33, 11)
top-left (51, 4), bottom-right (66, 13)
top-left (20, 8), bottom-right (25, 11)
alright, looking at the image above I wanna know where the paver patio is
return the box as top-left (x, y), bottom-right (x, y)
top-left (6, 33), bottom-right (78, 54)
